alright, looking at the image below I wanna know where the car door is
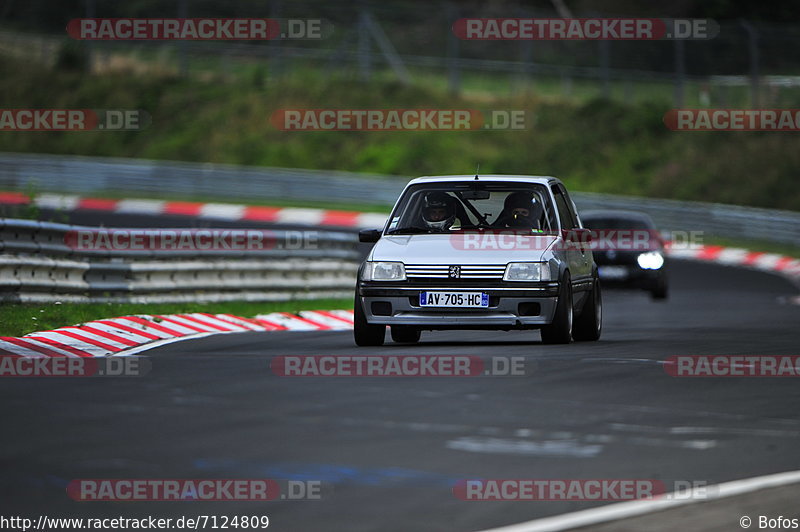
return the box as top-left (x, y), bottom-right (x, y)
top-left (551, 184), bottom-right (593, 287)
top-left (560, 184), bottom-right (595, 281)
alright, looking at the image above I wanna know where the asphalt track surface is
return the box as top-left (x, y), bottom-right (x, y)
top-left (1, 210), bottom-right (800, 531)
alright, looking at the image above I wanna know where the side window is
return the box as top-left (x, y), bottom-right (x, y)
top-left (551, 185), bottom-right (577, 230)
top-left (558, 185), bottom-right (582, 228)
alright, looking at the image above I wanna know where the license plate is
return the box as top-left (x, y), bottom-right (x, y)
top-left (598, 266), bottom-right (628, 280)
top-left (420, 292), bottom-right (489, 308)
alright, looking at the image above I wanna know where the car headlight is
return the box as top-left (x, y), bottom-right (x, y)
top-left (637, 251), bottom-right (664, 270)
top-left (361, 261), bottom-right (406, 281)
top-left (503, 262), bottom-right (551, 281)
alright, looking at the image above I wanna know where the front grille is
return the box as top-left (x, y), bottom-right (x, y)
top-left (405, 264), bottom-right (506, 281)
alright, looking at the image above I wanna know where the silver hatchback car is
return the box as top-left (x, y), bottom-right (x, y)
top-left (355, 175), bottom-right (602, 346)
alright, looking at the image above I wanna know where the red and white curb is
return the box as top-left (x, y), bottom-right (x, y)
top-left (667, 244), bottom-right (800, 287)
top-left (0, 310), bottom-right (354, 358)
top-left (0, 191), bottom-right (387, 229)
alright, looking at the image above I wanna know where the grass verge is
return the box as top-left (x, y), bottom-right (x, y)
top-left (2, 55), bottom-right (800, 211)
top-left (0, 298), bottom-right (352, 338)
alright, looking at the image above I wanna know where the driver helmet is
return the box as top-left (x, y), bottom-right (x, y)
top-left (504, 192), bottom-right (536, 227)
top-left (422, 191), bottom-right (456, 231)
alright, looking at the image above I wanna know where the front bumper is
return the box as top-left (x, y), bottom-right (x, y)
top-left (596, 264), bottom-right (666, 289)
top-left (358, 282), bottom-right (560, 329)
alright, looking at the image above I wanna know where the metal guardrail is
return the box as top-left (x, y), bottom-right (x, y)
top-left (0, 218), bottom-right (360, 303)
top-left (1, 152), bottom-right (798, 247)
top-left (0, 152), bottom-right (405, 207)
top-left (572, 192), bottom-right (800, 248)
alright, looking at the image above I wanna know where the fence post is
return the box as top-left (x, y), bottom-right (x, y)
top-left (446, 2), bottom-right (461, 96)
top-left (177, 0), bottom-right (188, 77)
top-left (561, 69), bottom-right (573, 97)
top-left (599, 39), bottom-right (610, 98)
top-left (268, 0), bottom-right (282, 83)
top-left (674, 38), bottom-right (685, 107)
top-left (740, 20), bottom-right (760, 108)
top-left (358, 8), bottom-right (372, 82)
top-left (84, 0), bottom-right (96, 71)
top-left (363, 12), bottom-right (411, 84)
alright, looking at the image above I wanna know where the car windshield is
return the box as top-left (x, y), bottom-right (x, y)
top-left (385, 182), bottom-right (556, 235)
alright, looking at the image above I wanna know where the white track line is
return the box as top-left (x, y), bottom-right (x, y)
top-left (478, 469), bottom-right (800, 532)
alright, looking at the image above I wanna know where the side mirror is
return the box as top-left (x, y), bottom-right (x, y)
top-left (564, 228), bottom-right (593, 251)
top-left (577, 228), bottom-right (593, 243)
top-left (358, 229), bottom-right (382, 243)
top-left (565, 228), bottom-right (593, 243)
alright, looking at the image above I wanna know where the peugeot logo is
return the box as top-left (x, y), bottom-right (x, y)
top-left (448, 265), bottom-right (461, 278)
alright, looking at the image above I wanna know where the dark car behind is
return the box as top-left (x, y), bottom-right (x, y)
top-left (581, 210), bottom-right (668, 300)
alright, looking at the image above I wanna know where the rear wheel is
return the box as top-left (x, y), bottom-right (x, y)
top-left (353, 294), bottom-right (385, 346)
top-left (573, 278), bottom-right (602, 341)
top-left (541, 272), bottom-right (573, 344)
top-left (391, 326), bottom-right (421, 344)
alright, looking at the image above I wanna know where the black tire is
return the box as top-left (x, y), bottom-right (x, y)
top-left (541, 272), bottom-right (573, 344)
top-left (353, 293), bottom-right (385, 347)
top-left (651, 276), bottom-right (668, 300)
top-left (573, 278), bottom-right (602, 342)
top-left (391, 326), bottom-right (421, 344)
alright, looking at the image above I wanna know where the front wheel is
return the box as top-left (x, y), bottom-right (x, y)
top-left (651, 276), bottom-right (668, 300)
top-left (573, 278), bottom-right (602, 341)
top-left (541, 272), bottom-right (573, 344)
top-left (353, 294), bottom-right (385, 347)
top-left (391, 326), bottom-right (421, 344)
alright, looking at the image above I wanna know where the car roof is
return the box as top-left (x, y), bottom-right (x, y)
top-left (407, 175), bottom-right (561, 186)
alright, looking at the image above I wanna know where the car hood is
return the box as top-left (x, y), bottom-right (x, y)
top-left (369, 233), bottom-right (557, 264)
